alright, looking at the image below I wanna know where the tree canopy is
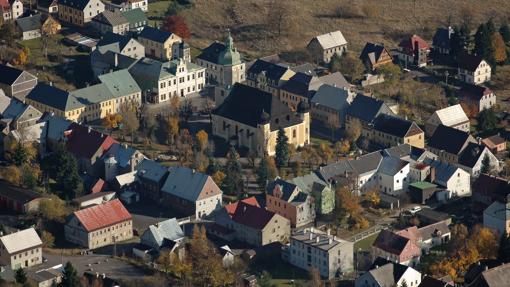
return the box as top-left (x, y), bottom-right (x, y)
top-left (275, 128), bottom-right (289, 168)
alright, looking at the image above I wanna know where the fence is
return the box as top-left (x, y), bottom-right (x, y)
top-left (349, 225), bottom-right (388, 242)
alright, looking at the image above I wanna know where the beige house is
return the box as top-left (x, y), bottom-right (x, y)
top-left (26, 70), bottom-right (141, 122)
top-left (307, 30), bottom-right (348, 63)
top-left (213, 198), bottom-right (291, 246)
top-left (96, 32), bottom-right (145, 59)
top-left (212, 83), bottom-right (310, 156)
top-left (425, 104), bottom-right (470, 136)
top-left (58, 0), bottom-right (105, 27)
top-left (0, 64), bottom-right (38, 101)
top-left (138, 26), bottom-right (182, 61)
top-left (65, 199), bottom-right (133, 249)
top-left (91, 10), bottom-right (129, 35)
top-left (0, 228), bottom-right (42, 270)
top-left (246, 59), bottom-right (295, 98)
top-left (371, 114), bottom-right (425, 149)
top-left (458, 53), bottom-right (491, 85)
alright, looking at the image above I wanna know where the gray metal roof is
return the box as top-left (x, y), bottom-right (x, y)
top-left (311, 84), bottom-right (352, 111)
top-left (161, 166), bottom-right (214, 202)
top-left (141, 218), bottom-right (184, 249)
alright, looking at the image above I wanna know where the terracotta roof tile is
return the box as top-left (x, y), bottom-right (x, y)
top-left (73, 199), bottom-right (131, 232)
top-left (66, 123), bottom-right (117, 159)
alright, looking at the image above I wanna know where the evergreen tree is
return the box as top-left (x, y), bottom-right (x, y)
top-left (256, 155), bottom-right (269, 190)
top-left (329, 53), bottom-right (342, 72)
top-left (498, 231), bottom-right (510, 263)
top-left (222, 147), bottom-right (244, 196)
top-left (275, 128), bottom-right (289, 168)
top-left (205, 157), bottom-right (220, 175)
top-left (475, 23), bottom-right (491, 59)
top-left (481, 154), bottom-right (492, 174)
top-left (60, 262), bottom-right (80, 287)
top-left (500, 23), bottom-right (510, 43)
top-left (14, 267), bottom-right (27, 285)
top-left (478, 108), bottom-right (498, 134)
top-left (41, 147), bottom-right (82, 199)
top-left (11, 144), bottom-right (29, 166)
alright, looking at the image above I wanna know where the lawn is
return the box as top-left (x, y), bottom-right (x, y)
top-left (147, 0), bottom-right (172, 26)
top-left (353, 232), bottom-right (379, 252)
top-left (249, 254), bottom-right (309, 286)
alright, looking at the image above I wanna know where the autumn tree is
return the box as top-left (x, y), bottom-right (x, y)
top-left (334, 140), bottom-right (350, 159)
top-left (157, 251), bottom-right (173, 273)
top-left (0, 165), bottom-right (21, 185)
top-left (0, 22), bottom-right (17, 47)
top-left (500, 23), bottom-right (510, 43)
top-left (166, 115), bottom-right (179, 145)
top-left (346, 119), bottom-right (362, 142)
top-left (256, 154), bottom-right (278, 190)
top-left (363, 188), bottom-right (380, 207)
top-left (21, 163), bottom-right (41, 189)
top-left (258, 271), bottom-right (275, 287)
top-left (102, 113), bottom-right (122, 133)
top-left (39, 196), bottom-right (68, 222)
top-left (120, 103), bottom-right (140, 144)
top-left (330, 52), bottom-right (364, 81)
top-left (12, 47), bottom-right (30, 66)
top-left (378, 63), bottom-right (401, 87)
top-left (41, 231), bottom-right (55, 248)
top-left (195, 130), bottom-right (209, 152)
top-left (275, 128), bottom-right (289, 168)
top-left (335, 186), bottom-right (362, 220)
top-left (162, 15), bottom-right (191, 39)
top-left (491, 33), bottom-right (507, 64)
top-left (309, 267), bottom-right (323, 287)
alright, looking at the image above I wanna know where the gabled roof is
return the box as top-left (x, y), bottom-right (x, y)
top-left (458, 84), bottom-right (493, 101)
top-left (139, 26), bottom-right (175, 43)
top-left (347, 94), bottom-right (394, 124)
top-left (98, 69), bottom-right (141, 98)
top-left (458, 53), bottom-right (484, 71)
top-left (197, 41), bottom-right (226, 64)
top-left (291, 172), bottom-right (329, 194)
top-left (97, 32), bottom-right (134, 53)
top-left (429, 104), bottom-right (469, 127)
top-left (141, 218), bottom-right (184, 248)
top-left (37, 0), bottom-right (58, 9)
top-left (433, 27), bottom-right (454, 49)
top-left (318, 71), bottom-right (351, 89)
top-left (428, 124), bottom-right (474, 155)
top-left (360, 42), bottom-right (391, 64)
top-left (161, 166), bottom-right (220, 202)
top-left (228, 201), bottom-right (278, 230)
top-left (212, 83), bottom-right (303, 131)
top-left (310, 30), bottom-right (347, 49)
top-left (311, 84), bottom-right (351, 111)
top-left (280, 72), bottom-right (321, 98)
top-left (418, 275), bottom-right (452, 287)
top-left (247, 59), bottom-right (290, 82)
top-left (72, 199), bottom-right (131, 232)
top-left (0, 64), bottom-right (24, 85)
top-left (475, 263), bottom-right (510, 287)
top-left (66, 123), bottom-right (117, 159)
top-left (366, 262), bottom-right (412, 287)
top-left (483, 134), bottom-right (506, 147)
top-left (318, 151), bottom-right (383, 181)
top-left (16, 14), bottom-right (42, 32)
top-left (425, 159), bottom-right (463, 185)
top-left (418, 221), bottom-right (450, 241)
top-left (104, 142), bottom-right (139, 168)
top-left (373, 114), bottom-right (422, 138)
top-left (224, 197), bottom-right (260, 216)
top-left (27, 83), bottom-right (85, 111)
top-left (0, 180), bottom-right (43, 204)
top-left (135, 158), bottom-right (168, 183)
top-left (0, 228), bottom-right (42, 254)
top-left (399, 34), bottom-right (430, 54)
top-left (378, 156), bottom-right (409, 176)
top-left (121, 8), bottom-right (147, 25)
top-left (93, 10), bottom-right (128, 27)
top-left (59, 0), bottom-right (93, 10)
top-left (373, 229), bottom-right (410, 255)
top-left (458, 142), bottom-right (487, 168)
top-left (473, 174), bottom-right (510, 203)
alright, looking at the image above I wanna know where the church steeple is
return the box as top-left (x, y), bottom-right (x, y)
top-left (218, 28), bottom-right (241, 66)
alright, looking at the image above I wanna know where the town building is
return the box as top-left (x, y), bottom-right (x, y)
top-left (212, 198), bottom-right (291, 246)
top-left (472, 174), bottom-right (510, 214)
top-left (121, 8), bottom-right (147, 33)
top-left (482, 134), bottom-right (506, 154)
top-left (484, 196), bottom-right (510, 236)
top-left (102, 142), bottom-right (144, 179)
top-left (307, 31), bottom-right (348, 64)
top-left (458, 85), bottom-right (496, 113)
top-left (397, 222), bottom-right (451, 252)
top-left (372, 229), bottom-right (421, 267)
top-left (211, 83), bottom-right (310, 156)
top-left (245, 59), bottom-right (295, 97)
top-left (457, 53), bottom-right (491, 85)
top-left (310, 84), bottom-right (355, 129)
top-left (280, 72), bottom-right (322, 111)
top-left (195, 30), bottom-right (245, 87)
top-left (0, 0), bottom-right (23, 20)
top-left (396, 34), bottom-right (430, 67)
top-left (425, 104), bottom-right (470, 136)
top-left (140, 218), bottom-right (185, 251)
top-left (58, 0), bottom-right (105, 27)
top-left (426, 159), bottom-right (471, 198)
top-left (65, 199), bottom-right (133, 249)
top-left (37, 0), bottom-right (59, 14)
top-left (96, 32), bottom-right (145, 59)
top-left (371, 114), bottom-right (425, 149)
top-left (287, 228), bottom-right (353, 279)
top-left (161, 166), bottom-right (223, 218)
top-left (265, 178), bottom-right (315, 228)
top-left (134, 158), bottom-right (169, 200)
top-left (345, 94), bottom-right (394, 138)
top-left (28, 269), bottom-right (62, 287)
top-left (0, 228), bottom-right (42, 270)
top-left (106, 0), bottom-right (147, 12)
top-left (0, 181), bottom-right (45, 213)
top-left (355, 261), bottom-right (422, 287)
top-left (72, 191), bottom-right (116, 208)
top-left (128, 57), bottom-right (205, 103)
top-left (465, 262), bottom-right (510, 287)
top-left (359, 42), bottom-right (393, 72)
top-left (409, 181), bottom-right (440, 204)
top-left (291, 172), bottom-right (335, 215)
top-left (91, 10), bottom-right (129, 35)
top-left (138, 26), bottom-right (182, 61)
top-left (0, 64), bottom-right (38, 101)
top-left (16, 14), bottom-right (43, 40)
top-left (432, 27), bottom-right (454, 55)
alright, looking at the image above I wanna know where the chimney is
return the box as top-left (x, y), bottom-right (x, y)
top-left (309, 233), bottom-right (313, 240)
top-left (96, 273), bottom-right (99, 278)
top-left (88, 126), bottom-right (92, 133)
top-left (328, 238), bottom-right (332, 245)
top-left (327, 229), bottom-right (330, 236)
top-left (102, 274), bottom-right (106, 279)
top-left (114, 53), bottom-right (118, 67)
top-left (316, 237), bottom-right (320, 243)
top-left (310, 227), bottom-right (314, 233)
top-left (375, 265), bottom-right (379, 269)
top-left (49, 81), bottom-right (53, 86)
top-left (430, 166), bottom-right (436, 183)
top-left (477, 137), bottom-right (482, 145)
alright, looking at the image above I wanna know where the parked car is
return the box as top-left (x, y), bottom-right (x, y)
top-left (408, 206), bottom-right (422, 215)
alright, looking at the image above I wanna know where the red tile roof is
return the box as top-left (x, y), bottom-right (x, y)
top-left (399, 34), bottom-right (430, 54)
top-left (225, 197), bottom-right (260, 216)
top-left (66, 123), bottom-right (117, 159)
top-left (73, 199), bottom-right (131, 232)
top-left (90, 178), bottom-right (107, 194)
top-left (227, 200), bottom-right (275, 230)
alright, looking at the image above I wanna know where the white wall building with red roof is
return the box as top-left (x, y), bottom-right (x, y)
top-left (64, 199), bottom-right (133, 249)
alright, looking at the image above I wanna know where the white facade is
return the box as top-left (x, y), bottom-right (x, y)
top-left (379, 164), bottom-right (410, 196)
top-left (458, 59), bottom-right (491, 85)
top-left (458, 147), bottom-right (500, 177)
top-left (0, 228), bottom-right (42, 270)
top-left (434, 166), bottom-right (471, 197)
top-left (355, 264), bottom-right (422, 287)
top-left (288, 228), bottom-right (353, 279)
top-left (195, 193), bottom-right (222, 218)
top-left (154, 60), bottom-right (206, 102)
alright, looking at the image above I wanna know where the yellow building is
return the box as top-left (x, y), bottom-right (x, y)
top-left (138, 26), bottom-right (182, 61)
top-left (26, 70), bottom-right (141, 123)
top-left (371, 114), bottom-right (425, 149)
top-left (212, 83), bottom-right (309, 156)
top-left (246, 59), bottom-right (295, 98)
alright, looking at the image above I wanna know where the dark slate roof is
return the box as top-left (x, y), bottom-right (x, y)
top-left (97, 32), bottom-right (132, 51)
top-left (37, 0), bottom-right (57, 9)
top-left (197, 41), bottom-right (225, 64)
top-left (230, 201), bottom-right (277, 230)
top-left (280, 72), bottom-right (319, 98)
top-left (360, 42), bottom-right (388, 62)
top-left (0, 180), bottom-right (43, 203)
top-left (247, 59), bottom-right (289, 82)
top-left (432, 27), bottom-right (453, 49)
top-left (373, 229), bottom-right (409, 255)
top-left (347, 94), bottom-right (393, 123)
top-left (458, 53), bottom-right (484, 71)
top-left (458, 142), bottom-right (485, 168)
top-left (26, 83), bottom-right (84, 111)
top-left (367, 261), bottom-right (410, 286)
top-left (16, 14), bottom-right (42, 32)
top-left (428, 124), bottom-right (473, 155)
top-left (458, 84), bottom-right (493, 100)
top-left (66, 123), bottom-right (116, 159)
top-left (419, 276), bottom-right (452, 287)
top-left (139, 26), bottom-right (173, 43)
top-left (266, 178), bottom-right (297, 201)
top-left (373, 114), bottom-right (422, 138)
top-left (59, 0), bottom-right (91, 10)
top-left (0, 64), bottom-right (24, 85)
top-left (212, 83), bottom-right (303, 131)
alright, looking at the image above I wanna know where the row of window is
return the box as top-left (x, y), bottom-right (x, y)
top-left (12, 248), bottom-right (40, 260)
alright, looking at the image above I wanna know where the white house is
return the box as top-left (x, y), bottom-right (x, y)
top-left (458, 53), bottom-right (491, 85)
top-left (355, 262), bottom-right (422, 287)
top-left (378, 156), bottom-right (410, 196)
top-left (457, 143), bottom-right (500, 177)
top-left (0, 228), bottom-right (43, 270)
top-left (484, 199), bottom-right (510, 236)
top-left (307, 31), bottom-right (348, 63)
top-left (427, 159), bottom-right (471, 198)
top-left (425, 104), bottom-right (470, 136)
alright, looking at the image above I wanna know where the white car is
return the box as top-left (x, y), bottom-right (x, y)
top-left (408, 206), bottom-right (422, 215)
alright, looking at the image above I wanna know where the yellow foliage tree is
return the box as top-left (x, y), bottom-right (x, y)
top-left (195, 130), bottom-right (208, 152)
top-left (0, 165), bottom-right (21, 185)
top-left (491, 33), bottom-right (507, 64)
top-left (166, 115), bottom-right (179, 144)
top-left (363, 188), bottom-right (380, 207)
top-left (12, 47), bottom-right (30, 66)
top-left (102, 113), bottom-right (123, 130)
top-left (212, 170), bottom-right (226, 186)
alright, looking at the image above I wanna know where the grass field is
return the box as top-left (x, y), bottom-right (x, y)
top-left (353, 232), bottom-right (379, 251)
top-left (147, 0), bottom-right (171, 26)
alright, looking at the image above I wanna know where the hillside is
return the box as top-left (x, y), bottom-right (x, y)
top-left (177, 0), bottom-right (510, 60)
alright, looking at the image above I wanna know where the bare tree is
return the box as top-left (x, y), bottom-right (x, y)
top-left (266, 0), bottom-right (296, 37)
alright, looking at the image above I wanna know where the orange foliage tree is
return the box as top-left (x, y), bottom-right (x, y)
top-left (491, 33), bottom-right (507, 64)
top-left (162, 15), bottom-right (191, 40)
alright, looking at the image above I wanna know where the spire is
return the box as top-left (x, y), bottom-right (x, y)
top-left (225, 28), bottom-right (234, 51)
